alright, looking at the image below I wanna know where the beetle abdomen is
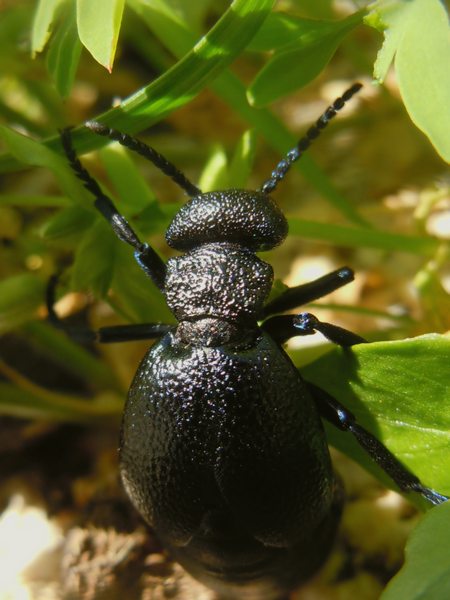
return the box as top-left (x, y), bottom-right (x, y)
top-left (120, 330), bottom-right (341, 597)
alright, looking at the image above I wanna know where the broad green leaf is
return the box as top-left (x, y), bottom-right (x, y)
top-left (71, 219), bottom-right (117, 297)
top-left (302, 335), bottom-right (450, 496)
top-left (46, 3), bottom-right (82, 96)
top-left (366, 0), bottom-right (450, 163)
top-left (40, 205), bottom-right (94, 240)
top-left (381, 501), bottom-right (450, 600)
top-left (76, 0), bottom-right (125, 71)
top-left (31, 0), bottom-right (65, 55)
top-left (248, 12), bottom-right (363, 106)
top-left (0, 274), bottom-right (45, 333)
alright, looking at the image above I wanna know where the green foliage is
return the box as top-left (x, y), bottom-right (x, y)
top-left (247, 11), bottom-right (363, 106)
top-left (366, 0), bottom-right (450, 162)
top-left (303, 335), bottom-right (450, 496)
top-left (0, 1), bottom-right (449, 594)
top-left (381, 501), bottom-right (450, 599)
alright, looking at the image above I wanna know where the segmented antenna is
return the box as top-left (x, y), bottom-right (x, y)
top-left (86, 122), bottom-right (201, 198)
top-left (260, 83), bottom-right (363, 195)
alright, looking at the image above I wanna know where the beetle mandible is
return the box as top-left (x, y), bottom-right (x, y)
top-left (50, 83), bottom-right (448, 600)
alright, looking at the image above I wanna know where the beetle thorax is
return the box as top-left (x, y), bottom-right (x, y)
top-left (165, 242), bottom-right (273, 325)
top-left (163, 189), bottom-right (286, 336)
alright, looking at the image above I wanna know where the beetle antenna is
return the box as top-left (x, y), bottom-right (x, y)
top-left (259, 83), bottom-right (363, 195)
top-left (85, 121), bottom-right (202, 198)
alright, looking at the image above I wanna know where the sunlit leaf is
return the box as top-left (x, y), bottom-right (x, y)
top-left (366, 0), bottom-right (450, 162)
top-left (31, 0), bottom-right (64, 55)
top-left (302, 335), bottom-right (450, 496)
top-left (248, 12), bottom-right (363, 106)
top-left (381, 501), bottom-right (450, 599)
top-left (76, 0), bottom-right (125, 71)
top-left (46, 4), bottom-right (82, 96)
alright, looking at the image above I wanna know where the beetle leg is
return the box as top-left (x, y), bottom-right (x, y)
top-left (47, 274), bottom-right (173, 343)
top-left (60, 129), bottom-right (166, 290)
top-left (306, 381), bottom-right (449, 506)
top-left (262, 312), bottom-right (366, 346)
top-left (260, 267), bottom-right (354, 318)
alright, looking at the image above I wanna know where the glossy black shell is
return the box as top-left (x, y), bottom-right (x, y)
top-left (119, 190), bottom-right (342, 599)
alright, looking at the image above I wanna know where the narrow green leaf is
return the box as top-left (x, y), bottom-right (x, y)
top-left (0, 195), bottom-right (69, 207)
top-left (246, 13), bottom-right (327, 51)
top-left (302, 335), bottom-right (450, 495)
top-left (24, 321), bottom-right (120, 391)
top-left (0, 382), bottom-right (121, 422)
top-left (0, 274), bottom-right (45, 333)
top-left (248, 12), bottom-right (363, 106)
top-left (0, 125), bottom-right (89, 205)
top-left (76, 0), bottom-right (125, 71)
top-left (288, 218), bottom-right (439, 256)
top-left (31, 0), bottom-right (64, 55)
top-left (110, 243), bottom-right (172, 324)
top-left (198, 146), bottom-right (229, 192)
top-left (71, 219), bottom-right (117, 297)
top-left (46, 4), bottom-right (82, 96)
top-left (99, 144), bottom-right (157, 214)
top-left (381, 501), bottom-right (450, 600)
top-left (366, 0), bottom-right (450, 162)
top-left (227, 129), bottom-right (257, 188)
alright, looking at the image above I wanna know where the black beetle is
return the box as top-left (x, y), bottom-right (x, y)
top-left (49, 84), bottom-right (448, 600)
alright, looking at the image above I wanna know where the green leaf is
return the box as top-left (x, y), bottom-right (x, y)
top-left (31, 0), bottom-right (65, 55)
top-left (76, 0), bottom-right (125, 71)
top-left (24, 321), bottom-right (119, 391)
top-left (366, 0), bottom-right (450, 163)
top-left (0, 274), bottom-right (45, 333)
top-left (99, 144), bottom-right (157, 214)
top-left (110, 243), bottom-right (172, 323)
top-left (46, 3), bottom-right (82, 96)
top-left (71, 219), bottom-right (117, 297)
top-left (247, 12), bottom-right (363, 106)
top-left (198, 146), bottom-right (229, 192)
top-left (0, 382), bottom-right (121, 422)
top-left (0, 125), bottom-right (88, 204)
top-left (0, 0), bottom-right (275, 173)
top-left (381, 501), bottom-right (450, 600)
top-left (40, 205), bottom-right (94, 240)
top-left (227, 129), bottom-right (257, 188)
top-left (302, 335), bottom-right (450, 496)
top-left (288, 219), bottom-right (439, 256)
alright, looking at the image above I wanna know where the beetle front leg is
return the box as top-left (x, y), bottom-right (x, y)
top-left (307, 381), bottom-right (449, 506)
top-left (260, 267), bottom-right (354, 318)
top-left (47, 274), bottom-right (173, 343)
top-left (262, 312), bottom-right (366, 346)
